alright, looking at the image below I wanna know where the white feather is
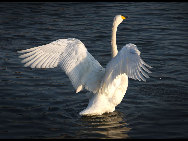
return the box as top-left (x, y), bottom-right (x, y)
top-left (18, 38), bottom-right (105, 94)
top-left (101, 43), bottom-right (151, 87)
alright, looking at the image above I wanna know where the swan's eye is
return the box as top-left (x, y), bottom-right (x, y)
top-left (121, 16), bottom-right (126, 20)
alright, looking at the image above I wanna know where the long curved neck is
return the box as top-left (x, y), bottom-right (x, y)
top-left (111, 22), bottom-right (118, 58)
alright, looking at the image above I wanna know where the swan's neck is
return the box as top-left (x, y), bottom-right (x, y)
top-left (111, 23), bottom-right (118, 58)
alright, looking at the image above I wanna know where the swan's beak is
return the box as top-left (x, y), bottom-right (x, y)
top-left (121, 16), bottom-right (128, 20)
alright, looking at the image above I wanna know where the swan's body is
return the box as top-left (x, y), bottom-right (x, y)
top-left (18, 15), bottom-right (152, 116)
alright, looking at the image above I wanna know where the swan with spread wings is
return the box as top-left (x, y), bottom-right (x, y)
top-left (18, 15), bottom-right (152, 116)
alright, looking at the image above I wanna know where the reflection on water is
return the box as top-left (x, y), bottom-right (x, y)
top-left (79, 111), bottom-right (131, 139)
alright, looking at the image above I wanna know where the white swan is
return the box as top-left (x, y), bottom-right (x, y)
top-left (18, 15), bottom-right (152, 116)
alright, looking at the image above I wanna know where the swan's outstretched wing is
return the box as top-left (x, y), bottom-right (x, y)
top-left (102, 43), bottom-right (152, 88)
top-left (18, 38), bottom-right (105, 93)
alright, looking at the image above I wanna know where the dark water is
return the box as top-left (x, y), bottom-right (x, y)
top-left (0, 2), bottom-right (188, 139)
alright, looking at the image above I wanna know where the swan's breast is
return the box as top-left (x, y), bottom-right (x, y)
top-left (80, 74), bottom-right (128, 116)
top-left (99, 73), bottom-right (128, 106)
top-left (110, 74), bottom-right (128, 106)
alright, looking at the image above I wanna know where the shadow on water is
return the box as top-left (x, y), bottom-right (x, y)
top-left (78, 111), bottom-right (131, 139)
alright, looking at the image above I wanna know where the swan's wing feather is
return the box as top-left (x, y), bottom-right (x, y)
top-left (102, 43), bottom-right (151, 87)
top-left (18, 38), bottom-right (105, 93)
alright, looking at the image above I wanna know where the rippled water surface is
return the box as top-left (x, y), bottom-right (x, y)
top-left (0, 2), bottom-right (188, 139)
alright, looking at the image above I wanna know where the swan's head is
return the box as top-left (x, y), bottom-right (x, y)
top-left (113, 15), bottom-right (127, 26)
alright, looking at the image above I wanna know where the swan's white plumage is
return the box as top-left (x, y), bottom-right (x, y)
top-left (18, 38), bottom-right (105, 94)
top-left (18, 15), bottom-right (152, 116)
top-left (102, 43), bottom-right (151, 88)
top-left (79, 43), bottom-right (151, 116)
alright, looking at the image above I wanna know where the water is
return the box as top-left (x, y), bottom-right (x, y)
top-left (0, 2), bottom-right (188, 139)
